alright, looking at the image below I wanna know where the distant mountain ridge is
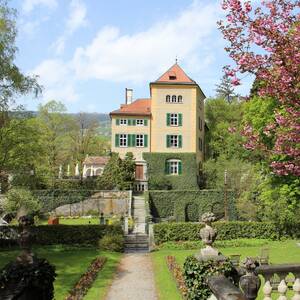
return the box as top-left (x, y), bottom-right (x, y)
top-left (9, 111), bottom-right (111, 137)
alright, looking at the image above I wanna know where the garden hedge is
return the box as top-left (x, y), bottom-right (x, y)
top-left (147, 190), bottom-right (236, 222)
top-left (34, 189), bottom-right (94, 212)
top-left (0, 225), bottom-right (122, 247)
top-left (143, 153), bottom-right (199, 190)
top-left (153, 221), bottom-right (300, 244)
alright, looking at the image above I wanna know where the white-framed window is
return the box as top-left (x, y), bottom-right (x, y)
top-left (119, 134), bottom-right (127, 147)
top-left (170, 135), bottom-right (178, 147)
top-left (170, 113), bottom-right (178, 126)
top-left (170, 161), bottom-right (179, 175)
top-left (166, 95), bottom-right (171, 102)
top-left (172, 95), bottom-right (177, 103)
top-left (178, 95), bottom-right (183, 103)
top-left (136, 119), bottom-right (144, 126)
top-left (120, 119), bottom-right (127, 125)
top-left (136, 134), bottom-right (144, 147)
top-left (166, 159), bottom-right (182, 175)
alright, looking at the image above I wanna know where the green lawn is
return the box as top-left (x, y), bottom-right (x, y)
top-left (39, 217), bottom-right (100, 225)
top-left (0, 246), bottom-right (122, 300)
top-left (152, 240), bottom-right (300, 300)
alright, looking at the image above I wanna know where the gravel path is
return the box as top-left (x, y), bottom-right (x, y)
top-left (105, 253), bottom-right (158, 300)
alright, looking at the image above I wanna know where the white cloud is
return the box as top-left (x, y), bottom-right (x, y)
top-left (31, 59), bottom-right (79, 103)
top-left (72, 1), bottom-right (221, 83)
top-left (53, 0), bottom-right (87, 55)
top-left (32, 0), bottom-right (223, 106)
top-left (22, 0), bottom-right (58, 14)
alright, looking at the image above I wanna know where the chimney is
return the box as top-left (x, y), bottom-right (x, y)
top-left (125, 88), bottom-right (133, 104)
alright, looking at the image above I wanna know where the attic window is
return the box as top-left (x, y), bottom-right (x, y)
top-left (168, 71), bottom-right (176, 80)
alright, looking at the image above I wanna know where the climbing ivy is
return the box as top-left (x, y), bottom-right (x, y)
top-left (147, 190), bottom-right (236, 221)
top-left (143, 153), bottom-right (199, 190)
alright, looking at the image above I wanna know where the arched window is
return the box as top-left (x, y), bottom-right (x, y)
top-left (165, 159), bottom-right (182, 175)
top-left (171, 95), bottom-right (177, 103)
top-left (178, 95), bottom-right (183, 103)
top-left (166, 95), bottom-right (171, 102)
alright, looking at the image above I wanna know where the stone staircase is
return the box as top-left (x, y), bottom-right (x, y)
top-left (124, 196), bottom-right (149, 252)
top-left (124, 233), bottom-right (149, 252)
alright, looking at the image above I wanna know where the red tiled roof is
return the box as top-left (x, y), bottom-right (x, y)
top-left (155, 63), bottom-right (196, 84)
top-left (110, 98), bottom-right (151, 116)
top-left (84, 156), bottom-right (109, 165)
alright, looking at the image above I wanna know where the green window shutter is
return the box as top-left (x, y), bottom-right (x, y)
top-left (144, 119), bottom-right (148, 126)
top-left (128, 119), bottom-right (132, 126)
top-left (178, 135), bottom-right (182, 148)
top-left (128, 134), bottom-right (131, 147)
top-left (167, 113), bottom-right (171, 126)
top-left (115, 134), bottom-right (120, 147)
top-left (132, 119), bottom-right (136, 126)
top-left (178, 161), bottom-right (182, 175)
top-left (165, 160), bottom-right (169, 174)
top-left (166, 135), bottom-right (170, 148)
top-left (179, 114), bottom-right (183, 126)
top-left (132, 134), bottom-right (136, 147)
top-left (116, 119), bottom-right (120, 125)
top-left (144, 135), bottom-right (148, 147)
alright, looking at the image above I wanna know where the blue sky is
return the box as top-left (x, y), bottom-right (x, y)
top-left (11, 0), bottom-right (254, 113)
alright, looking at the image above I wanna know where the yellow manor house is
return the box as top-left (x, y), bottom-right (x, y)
top-left (110, 63), bottom-right (205, 191)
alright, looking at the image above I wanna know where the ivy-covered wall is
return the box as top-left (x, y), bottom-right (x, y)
top-left (143, 153), bottom-right (199, 190)
top-left (146, 190), bottom-right (236, 222)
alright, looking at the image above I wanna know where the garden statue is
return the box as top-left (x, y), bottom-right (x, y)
top-left (196, 212), bottom-right (220, 259)
top-left (16, 214), bottom-right (35, 264)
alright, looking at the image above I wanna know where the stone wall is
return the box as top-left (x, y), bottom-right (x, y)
top-left (52, 191), bottom-right (131, 216)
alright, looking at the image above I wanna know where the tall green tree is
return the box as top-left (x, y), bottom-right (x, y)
top-left (205, 98), bottom-right (245, 160)
top-left (0, 1), bottom-right (41, 110)
top-left (36, 101), bottom-right (74, 185)
top-left (69, 112), bottom-right (101, 181)
top-left (215, 75), bottom-right (236, 103)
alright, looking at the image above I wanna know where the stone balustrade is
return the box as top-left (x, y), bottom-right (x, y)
top-left (208, 264), bottom-right (300, 300)
top-left (256, 264), bottom-right (300, 300)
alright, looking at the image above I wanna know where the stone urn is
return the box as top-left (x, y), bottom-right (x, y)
top-left (196, 212), bottom-right (220, 259)
top-left (239, 257), bottom-right (261, 300)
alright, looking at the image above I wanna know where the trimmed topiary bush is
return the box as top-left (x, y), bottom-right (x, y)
top-left (183, 255), bottom-right (235, 300)
top-left (98, 234), bottom-right (124, 252)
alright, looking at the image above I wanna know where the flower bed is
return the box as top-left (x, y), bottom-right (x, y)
top-left (65, 256), bottom-right (107, 300)
top-left (166, 256), bottom-right (188, 299)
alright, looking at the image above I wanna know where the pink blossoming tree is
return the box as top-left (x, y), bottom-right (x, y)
top-left (218, 0), bottom-right (300, 176)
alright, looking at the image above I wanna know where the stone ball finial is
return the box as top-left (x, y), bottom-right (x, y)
top-left (200, 212), bottom-right (216, 224)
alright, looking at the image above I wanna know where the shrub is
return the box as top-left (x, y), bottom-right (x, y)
top-left (4, 188), bottom-right (41, 215)
top-left (0, 257), bottom-right (56, 300)
top-left (0, 225), bottom-right (123, 247)
top-left (98, 234), bottom-right (124, 252)
top-left (152, 221), bottom-right (293, 244)
top-left (183, 255), bottom-right (235, 300)
top-left (148, 190), bottom-right (236, 221)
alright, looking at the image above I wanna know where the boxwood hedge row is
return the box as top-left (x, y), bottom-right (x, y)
top-left (153, 222), bottom-right (300, 244)
top-left (0, 225), bottom-right (122, 247)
